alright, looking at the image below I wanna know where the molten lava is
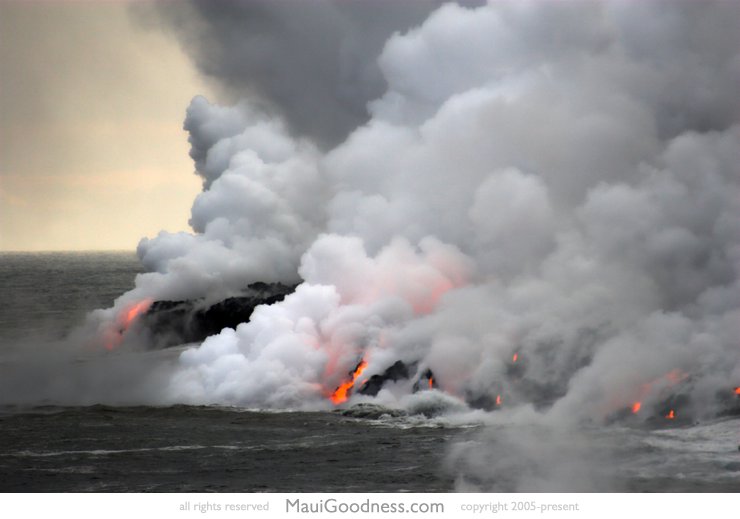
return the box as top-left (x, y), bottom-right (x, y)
top-left (665, 409), bottom-right (675, 419)
top-left (428, 377), bottom-right (434, 389)
top-left (624, 369), bottom-right (689, 417)
top-left (330, 359), bottom-right (368, 405)
top-left (105, 298), bottom-right (153, 350)
top-left (734, 387), bottom-right (740, 395)
top-left (122, 299), bottom-right (153, 329)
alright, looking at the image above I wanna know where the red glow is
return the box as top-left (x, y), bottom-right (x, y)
top-left (428, 377), bottom-right (434, 389)
top-left (734, 387), bottom-right (740, 395)
top-left (665, 409), bottom-right (675, 420)
top-left (512, 353), bottom-right (518, 363)
top-left (664, 369), bottom-right (689, 384)
top-left (412, 278), bottom-right (455, 315)
top-left (123, 299), bottom-right (152, 328)
top-left (105, 298), bottom-right (153, 350)
top-left (622, 369), bottom-right (689, 417)
top-left (330, 360), bottom-right (368, 405)
top-left (495, 394), bottom-right (502, 406)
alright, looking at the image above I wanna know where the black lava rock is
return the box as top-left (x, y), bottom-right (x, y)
top-left (358, 360), bottom-right (414, 396)
top-left (141, 282), bottom-right (296, 348)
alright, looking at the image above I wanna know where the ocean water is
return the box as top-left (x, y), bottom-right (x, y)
top-left (0, 405), bottom-right (458, 492)
top-left (0, 252), bottom-right (738, 492)
top-left (0, 252), bottom-right (144, 346)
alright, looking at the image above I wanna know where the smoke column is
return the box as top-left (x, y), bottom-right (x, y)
top-left (84, 0), bottom-right (740, 488)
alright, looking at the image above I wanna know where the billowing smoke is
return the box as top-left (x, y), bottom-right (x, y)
top-left (80, 0), bottom-right (740, 489)
top-left (148, 0), bottom-right (485, 146)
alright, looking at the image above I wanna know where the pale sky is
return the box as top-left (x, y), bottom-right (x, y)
top-left (0, 0), bottom-right (215, 251)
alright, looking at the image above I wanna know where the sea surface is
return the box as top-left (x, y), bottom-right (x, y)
top-left (0, 252), bottom-right (738, 492)
top-left (0, 252), bottom-right (144, 346)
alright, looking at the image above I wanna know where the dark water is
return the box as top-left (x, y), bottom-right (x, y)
top-left (0, 405), bottom-right (456, 492)
top-left (0, 251), bottom-right (143, 345)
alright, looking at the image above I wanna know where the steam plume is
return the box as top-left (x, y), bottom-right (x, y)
top-left (77, 0), bottom-right (740, 488)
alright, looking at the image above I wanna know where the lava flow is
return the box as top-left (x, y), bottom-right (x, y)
top-left (330, 359), bottom-right (368, 404)
top-left (626, 369), bottom-right (688, 417)
top-left (122, 299), bottom-right (153, 329)
top-left (105, 298), bottom-right (153, 350)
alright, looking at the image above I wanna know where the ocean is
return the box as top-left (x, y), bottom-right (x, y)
top-left (0, 252), bottom-right (738, 492)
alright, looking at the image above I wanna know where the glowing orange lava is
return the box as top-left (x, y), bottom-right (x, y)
top-left (330, 360), bottom-right (368, 405)
top-left (428, 377), bottom-right (434, 389)
top-left (123, 299), bottom-right (153, 328)
top-left (496, 394), bottom-right (502, 406)
top-left (105, 298), bottom-right (153, 350)
top-left (623, 369), bottom-right (689, 417)
top-left (665, 409), bottom-right (675, 419)
top-left (512, 353), bottom-right (518, 363)
top-left (734, 387), bottom-right (740, 395)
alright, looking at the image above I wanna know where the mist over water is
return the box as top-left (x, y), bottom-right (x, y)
top-left (0, 253), bottom-right (174, 406)
top-left (3, 1), bottom-right (740, 491)
top-left (0, 252), bottom-right (143, 345)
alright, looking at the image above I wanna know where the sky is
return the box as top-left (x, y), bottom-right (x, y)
top-left (0, 0), bottom-right (214, 251)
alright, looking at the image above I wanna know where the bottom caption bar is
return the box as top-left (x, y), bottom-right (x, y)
top-left (4, 493), bottom-right (737, 518)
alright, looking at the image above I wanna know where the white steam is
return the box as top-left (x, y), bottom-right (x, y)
top-left (83, 0), bottom-right (740, 486)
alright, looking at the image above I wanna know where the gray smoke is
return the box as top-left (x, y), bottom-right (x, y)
top-left (148, 0), bottom-right (484, 147)
top-left (80, 0), bottom-right (740, 489)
